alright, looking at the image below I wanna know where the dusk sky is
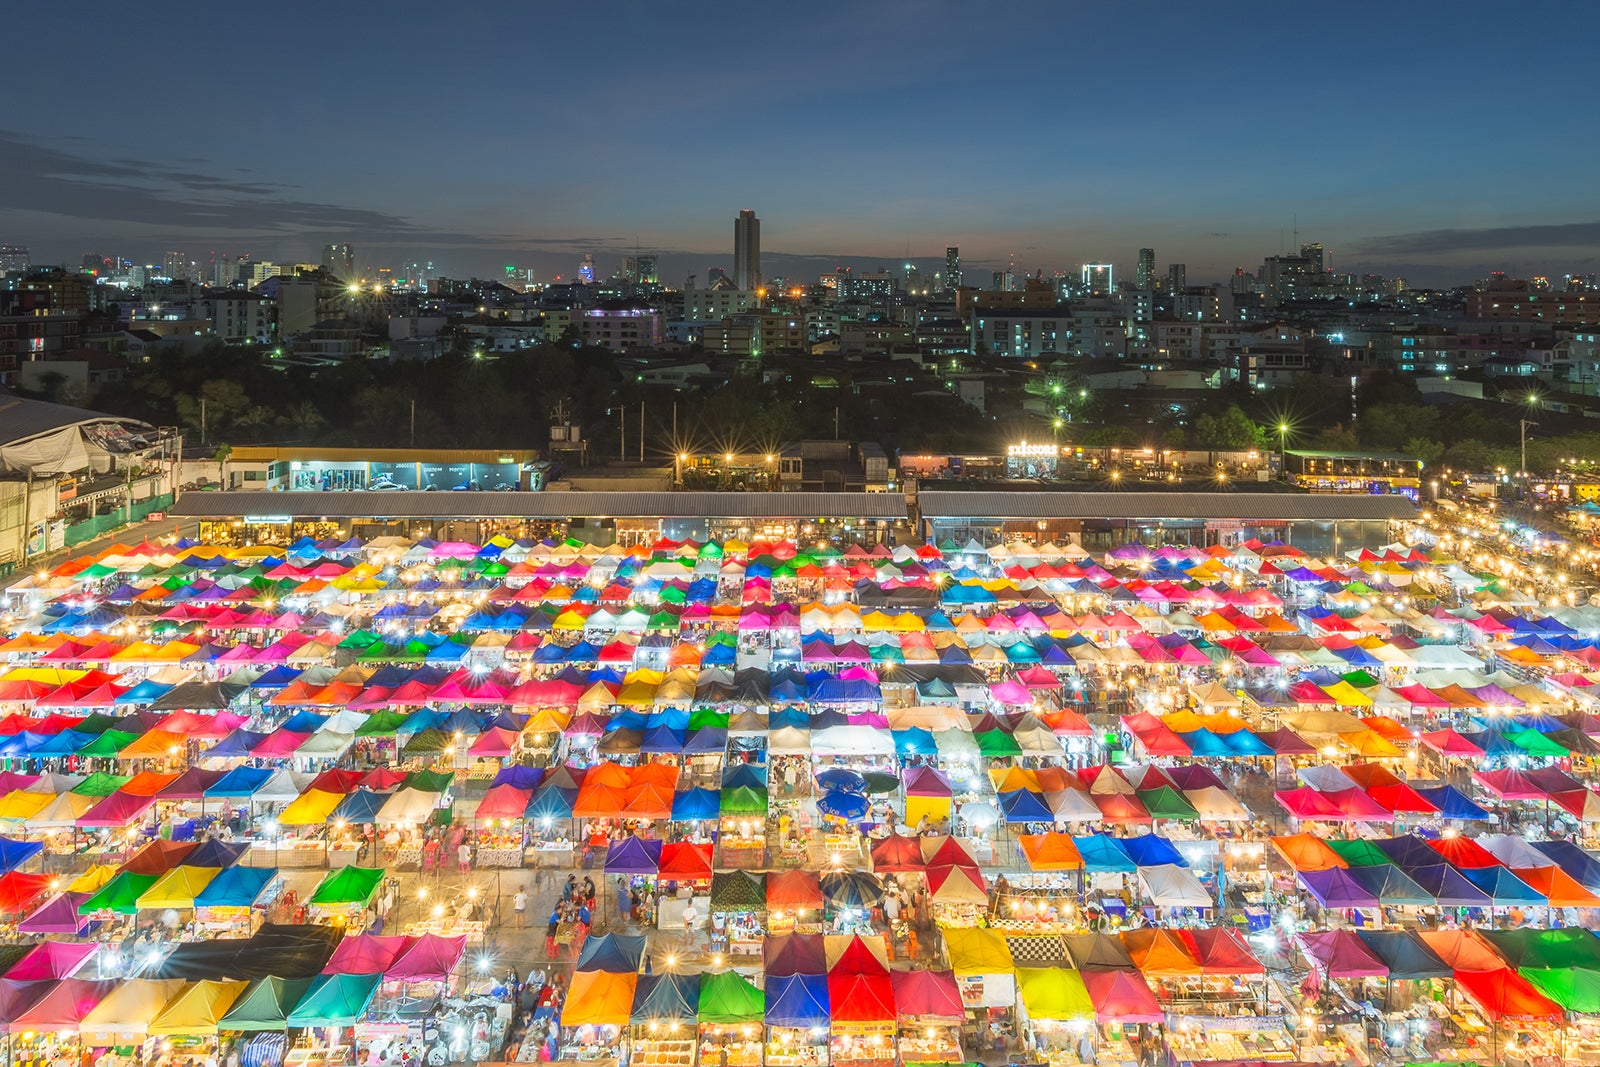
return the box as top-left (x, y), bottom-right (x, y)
top-left (4, 2), bottom-right (1597, 286)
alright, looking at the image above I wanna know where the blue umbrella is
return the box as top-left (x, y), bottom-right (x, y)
top-left (816, 790), bottom-right (870, 820)
top-left (816, 768), bottom-right (866, 793)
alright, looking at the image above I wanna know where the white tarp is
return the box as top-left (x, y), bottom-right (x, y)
top-left (1138, 863), bottom-right (1213, 908)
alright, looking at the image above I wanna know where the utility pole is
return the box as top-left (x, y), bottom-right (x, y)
top-left (1521, 419), bottom-right (1537, 478)
top-left (199, 399), bottom-right (207, 446)
top-left (410, 400), bottom-right (416, 448)
top-left (639, 402), bottom-right (645, 463)
top-left (619, 405), bottom-right (625, 461)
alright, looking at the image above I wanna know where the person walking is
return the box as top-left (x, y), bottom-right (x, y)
top-left (514, 887), bottom-right (528, 929)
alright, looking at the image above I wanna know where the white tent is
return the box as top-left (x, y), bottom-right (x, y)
top-left (1184, 786), bottom-right (1251, 822)
top-left (375, 786), bottom-right (442, 827)
top-left (1138, 864), bottom-right (1213, 908)
top-left (1044, 789), bottom-right (1103, 823)
top-left (811, 725), bottom-right (894, 755)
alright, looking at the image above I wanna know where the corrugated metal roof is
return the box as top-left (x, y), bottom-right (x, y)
top-left (0, 393), bottom-right (153, 447)
top-left (170, 490), bottom-right (910, 521)
top-left (917, 490), bottom-right (1417, 521)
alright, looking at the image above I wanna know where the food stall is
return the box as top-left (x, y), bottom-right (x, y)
top-left (891, 970), bottom-right (965, 1065)
top-left (764, 973), bottom-right (830, 1067)
top-left (629, 973), bottom-right (701, 1067)
top-left (560, 970), bottom-right (637, 1062)
top-left (1014, 967), bottom-right (1096, 1067)
top-left (697, 970), bottom-right (766, 1067)
top-left (709, 870), bottom-right (767, 959)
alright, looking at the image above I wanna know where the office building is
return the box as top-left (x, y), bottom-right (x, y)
top-left (1167, 263), bottom-right (1187, 294)
top-left (0, 245), bottom-right (31, 276)
top-left (1081, 263), bottom-right (1113, 295)
top-left (321, 242), bottom-right (354, 281)
top-left (734, 209), bottom-right (761, 291)
top-left (944, 246), bottom-right (961, 291)
top-left (1136, 248), bottom-right (1155, 290)
top-left (623, 254), bottom-right (659, 286)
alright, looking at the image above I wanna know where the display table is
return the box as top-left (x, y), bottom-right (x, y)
top-left (477, 845), bottom-right (525, 868)
top-left (403, 917), bottom-right (488, 945)
top-left (631, 1038), bottom-right (695, 1067)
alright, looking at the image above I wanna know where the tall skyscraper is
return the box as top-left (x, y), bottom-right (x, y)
top-left (1167, 263), bottom-right (1187, 293)
top-left (1136, 248), bottom-right (1155, 290)
top-left (578, 255), bottom-right (596, 284)
top-left (734, 209), bottom-right (761, 291)
top-left (623, 254), bottom-right (659, 285)
top-left (1081, 263), bottom-right (1113, 294)
top-left (0, 245), bottom-right (29, 276)
top-left (944, 246), bottom-right (961, 291)
top-left (322, 242), bottom-right (354, 280)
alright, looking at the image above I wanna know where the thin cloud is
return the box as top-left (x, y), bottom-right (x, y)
top-left (1354, 219), bottom-right (1600, 256)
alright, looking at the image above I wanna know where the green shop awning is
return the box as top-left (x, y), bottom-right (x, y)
top-left (79, 871), bottom-right (159, 915)
top-left (220, 976), bottom-right (315, 1031)
top-left (710, 870), bottom-right (767, 911)
top-left (697, 970), bottom-right (765, 1024)
top-left (285, 973), bottom-right (382, 1027)
top-left (719, 785), bottom-right (767, 816)
top-left (308, 865), bottom-right (386, 907)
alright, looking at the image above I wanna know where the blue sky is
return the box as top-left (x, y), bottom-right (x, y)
top-left (3, 1), bottom-right (1597, 285)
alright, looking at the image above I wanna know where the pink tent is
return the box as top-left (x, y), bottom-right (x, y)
top-left (324, 934), bottom-right (414, 975)
top-left (5, 939), bottom-right (97, 980)
top-left (475, 784), bottom-right (534, 820)
top-left (1298, 930), bottom-right (1388, 979)
top-left (387, 934), bottom-right (468, 982)
top-left (989, 681), bottom-right (1033, 705)
top-left (1081, 969), bottom-right (1163, 1024)
top-left (76, 790), bottom-right (157, 828)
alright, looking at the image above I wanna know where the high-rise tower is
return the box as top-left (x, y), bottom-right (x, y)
top-left (944, 246), bottom-right (961, 291)
top-left (1136, 248), bottom-right (1155, 290)
top-left (734, 210), bottom-right (761, 291)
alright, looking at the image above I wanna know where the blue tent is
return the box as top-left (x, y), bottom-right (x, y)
top-left (278, 711), bottom-right (329, 734)
top-left (115, 680), bottom-right (174, 704)
top-left (525, 786), bottom-right (578, 821)
top-left (1345, 863), bottom-right (1435, 906)
top-left (490, 765), bottom-right (544, 790)
top-left (1412, 784), bottom-right (1491, 820)
top-left (1071, 834), bottom-right (1136, 873)
top-left (1219, 729), bottom-right (1275, 757)
top-left (194, 865), bottom-right (278, 908)
top-left (639, 726), bottom-right (687, 754)
top-left (604, 837), bottom-right (663, 874)
top-left (998, 789), bottom-right (1053, 824)
top-left (205, 729), bottom-right (270, 758)
top-left (723, 764), bottom-right (768, 790)
top-left (0, 836), bottom-right (44, 874)
top-left (765, 974), bottom-right (830, 1027)
top-left (1463, 865), bottom-right (1547, 905)
top-left (575, 933), bottom-right (647, 974)
top-left (892, 728), bottom-right (937, 756)
top-left (681, 728), bottom-right (727, 755)
top-left (185, 840), bottom-right (250, 868)
top-left (1175, 728), bottom-right (1232, 758)
top-left (1534, 840), bottom-right (1600, 890)
top-left (1119, 834), bottom-right (1188, 869)
top-left (332, 790), bottom-right (388, 825)
top-left (1406, 864), bottom-right (1493, 907)
top-left (206, 766), bottom-right (274, 798)
top-left (671, 787), bottom-right (721, 821)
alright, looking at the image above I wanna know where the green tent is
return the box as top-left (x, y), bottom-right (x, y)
top-left (1325, 838), bottom-right (1391, 867)
top-left (404, 769), bottom-right (453, 793)
top-left (869, 645), bottom-right (905, 664)
top-left (79, 871), bottom-right (158, 915)
top-left (698, 542), bottom-right (723, 559)
top-left (974, 729), bottom-right (1023, 758)
top-left (356, 642), bottom-right (403, 661)
top-left (1483, 928), bottom-right (1600, 971)
top-left (1136, 786), bottom-right (1199, 821)
top-left (719, 785), bottom-right (767, 816)
top-left (709, 870), bottom-right (767, 911)
top-left (285, 973), bottom-right (382, 1027)
top-left (72, 770), bottom-right (131, 796)
top-left (354, 709), bottom-right (408, 737)
top-left (308, 865), bottom-right (386, 907)
top-left (78, 731), bottom-right (141, 759)
top-left (337, 630), bottom-right (382, 650)
top-left (76, 713), bottom-right (118, 734)
top-left (1503, 727), bottom-right (1569, 758)
top-left (1341, 669), bottom-right (1380, 689)
top-left (219, 976), bottom-right (315, 1031)
top-left (401, 728), bottom-right (451, 757)
top-left (1521, 967), bottom-right (1600, 1013)
top-left (696, 970), bottom-right (765, 1024)
top-left (688, 708), bottom-right (730, 731)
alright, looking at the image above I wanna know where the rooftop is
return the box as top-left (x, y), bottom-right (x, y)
top-left (917, 490), bottom-right (1417, 522)
top-left (169, 490), bottom-right (911, 521)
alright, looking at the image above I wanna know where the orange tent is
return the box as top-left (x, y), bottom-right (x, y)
top-left (1018, 833), bottom-right (1085, 871)
top-left (1121, 928), bottom-right (1202, 976)
top-left (560, 971), bottom-right (637, 1026)
top-left (1270, 833), bottom-right (1347, 873)
top-left (1511, 866), bottom-right (1600, 907)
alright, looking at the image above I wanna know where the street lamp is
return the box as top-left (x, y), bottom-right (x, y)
top-left (1277, 423), bottom-right (1289, 480)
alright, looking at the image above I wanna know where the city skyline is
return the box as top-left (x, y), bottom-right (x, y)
top-left (2, 3), bottom-right (1598, 286)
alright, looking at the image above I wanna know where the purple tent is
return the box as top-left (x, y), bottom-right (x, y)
top-left (1298, 867), bottom-right (1380, 909)
top-left (604, 835), bottom-right (663, 874)
top-left (17, 891), bottom-right (93, 935)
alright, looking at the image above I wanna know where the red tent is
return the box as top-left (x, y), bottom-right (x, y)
top-left (657, 841), bottom-right (713, 881)
top-left (1453, 967), bottom-right (1564, 1022)
top-left (831, 934), bottom-right (889, 976)
top-left (764, 933), bottom-right (826, 977)
top-left (869, 834), bottom-right (925, 872)
top-left (766, 870), bottom-right (823, 913)
top-left (1274, 787), bottom-right (1344, 821)
top-left (0, 872), bottom-right (53, 917)
top-left (1081, 969), bottom-right (1163, 1024)
top-left (8, 978), bottom-right (115, 1031)
top-left (889, 970), bottom-right (963, 1020)
top-left (119, 839), bottom-right (197, 875)
top-left (1426, 836), bottom-right (1502, 869)
top-left (1182, 927), bottom-right (1264, 975)
top-left (827, 973), bottom-right (896, 1023)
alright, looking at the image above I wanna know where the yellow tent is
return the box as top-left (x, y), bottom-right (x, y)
top-left (138, 866), bottom-right (222, 910)
top-left (943, 926), bottom-right (1015, 975)
top-left (1016, 967), bottom-right (1095, 1021)
top-left (279, 788), bottom-right (347, 826)
top-left (1321, 681), bottom-right (1374, 707)
top-left (79, 979), bottom-right (187, 1040)
top-left (0, 790), bottom-right (53, 821)
top-left (148, 979), bottom-right (249, 1036)
top-left (70, 865), bottom-right (118, 893)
